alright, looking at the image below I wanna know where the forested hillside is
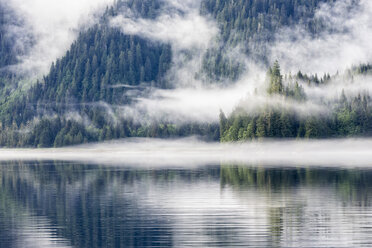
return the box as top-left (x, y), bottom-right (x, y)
top-left (0, 0), bottom-right (217, 147)
top-left (0, 0), bottom-right (370, 147)
top-left (35, 27), bottom-right (172, 106)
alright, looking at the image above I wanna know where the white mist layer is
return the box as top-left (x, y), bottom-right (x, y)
top-left (120, 84), bottom-right (328, 123)
top-left (119, 66), bottom-right (372, 123)
top-left (1, 138), bottom-right (372, 167)
top-left (271, 0), bottom-right (372, 75)
top-left (120, 72), bottom-right (262, 123)
top-left (4, 0), bottom-right (114, 75)
top-left (110, 5), bottom-right (217, 51)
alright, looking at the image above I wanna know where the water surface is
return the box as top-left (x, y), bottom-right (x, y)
top-left (1, 161), bottom-right (372, 247)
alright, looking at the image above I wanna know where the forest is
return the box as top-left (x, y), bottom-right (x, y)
top-left (0, 0), bottom-right (371, 147)
top-left (220, 61), bottom-right (372, 141)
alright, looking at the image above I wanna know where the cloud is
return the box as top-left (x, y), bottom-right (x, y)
top-left (2, 0), bottom-right (114, 75)
top-left (118, 72), bottom-right (328, 123)
top-left (270, 0), bottom-right (372, 75)
top-left (113, 64), bottom-right (262, 123)
top-left (110, 10), bottom-right (218, 51)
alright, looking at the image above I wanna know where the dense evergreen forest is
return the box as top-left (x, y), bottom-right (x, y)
top-left (220, 62), bottom-right (372, 141)
top-left (0, 0), bottom-right (371, 147)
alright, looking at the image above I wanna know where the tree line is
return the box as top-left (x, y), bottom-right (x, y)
top-left (220, 62), bottom-right (372, 141)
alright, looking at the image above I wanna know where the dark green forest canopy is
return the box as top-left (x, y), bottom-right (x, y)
top-left (39, 27), bottom-right (172, 105)
top-left (28, 0), bottom-right (174, 111)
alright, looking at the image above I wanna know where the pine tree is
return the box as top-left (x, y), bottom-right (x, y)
top-left (267, 61), bottom-right (283, 95)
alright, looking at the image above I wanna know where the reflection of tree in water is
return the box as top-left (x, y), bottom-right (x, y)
top-left (220, 164), bottom-right (372, 246)
top-left (220, 164), bottom-right (372, 205)
top-left (0, 186), bottom-right (72, 247)
top-left (2, 161), bottom-right (372, 247)
top-left (0, 161), bottom-right (221, 248)
top-left (0, 186), bottom-right (20, 248)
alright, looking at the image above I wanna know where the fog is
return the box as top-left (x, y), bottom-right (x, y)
top-left (271, 0), bottom-right (372, 75)
top-left (119, 84), bottom-right (328, 123)
top-left (110, 0), bottom-right (217, 51)
top-left (119, 69), bottom-right (265, 123)
top-left (2, 0), bottom-right (114, 75)
top-left (1, 138), bottom-right (372, 167)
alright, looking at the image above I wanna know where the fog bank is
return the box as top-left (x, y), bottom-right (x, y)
top-left (271, 0), bottom-right (372, 75)
top-left (1, 138), bottom-right (372, 167)
top-left (2, 0), bottom-right (114, 75)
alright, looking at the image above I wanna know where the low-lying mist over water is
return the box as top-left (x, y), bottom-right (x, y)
top-left (2, 138), bottom-right (372, 167)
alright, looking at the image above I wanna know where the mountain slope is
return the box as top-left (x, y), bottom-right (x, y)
top-left (1, 0), bottom-right (370, 147)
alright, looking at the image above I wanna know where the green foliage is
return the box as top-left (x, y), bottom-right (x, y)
top-left (36, 26), bottom-right (171, 106)
top-left (221, 92), bottom-right (372, 141)
top-left (0, 112), bottom-right (219, 147)
top-left (267, 61), bottom-right (283, 95)
top-left (220, 61), bottom-right (372, 141)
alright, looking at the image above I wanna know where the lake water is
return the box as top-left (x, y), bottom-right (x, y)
top-left (1, 160), bottom-right (372, 247)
